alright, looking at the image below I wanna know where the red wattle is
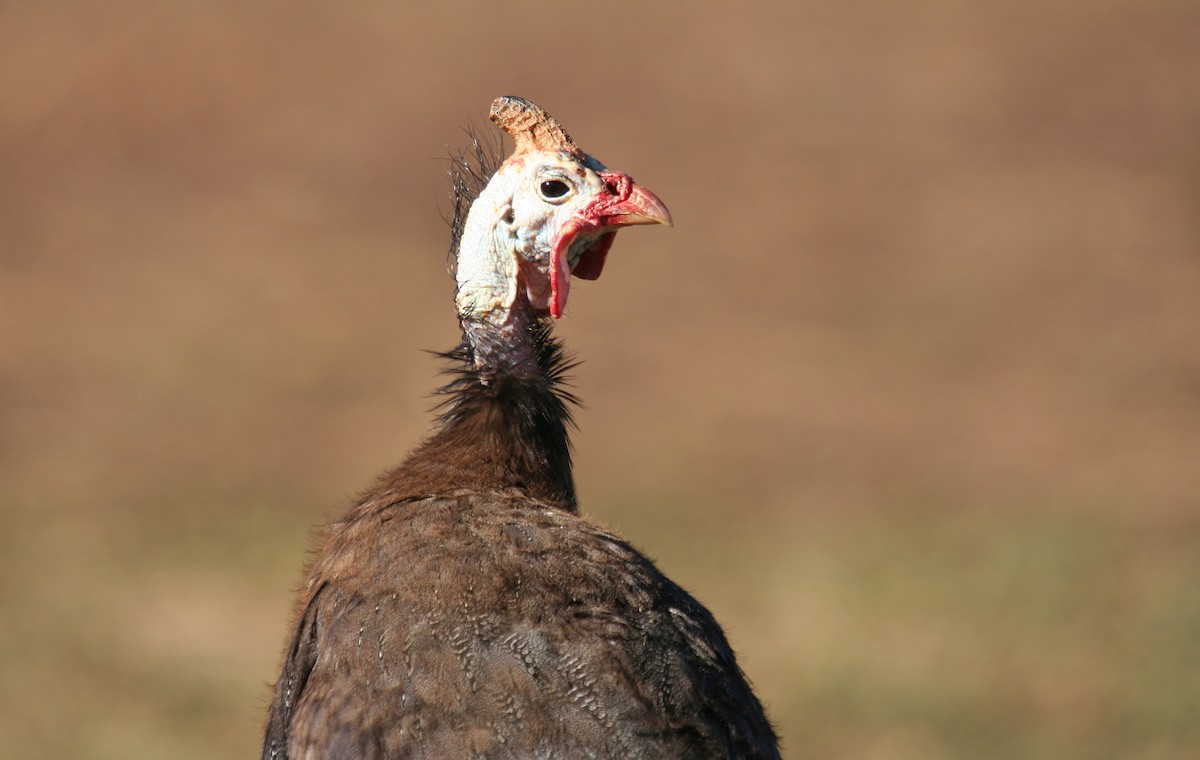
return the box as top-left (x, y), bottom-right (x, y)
top-left (550, 267), bottom-right (568, 318)
top-left (573, 232), bottom-right (616, 281)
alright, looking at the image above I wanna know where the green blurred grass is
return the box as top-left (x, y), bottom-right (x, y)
top-left (603, 494), bottom-right (1200, 760)
top-left (4, 486), bottom-right (1198, 758)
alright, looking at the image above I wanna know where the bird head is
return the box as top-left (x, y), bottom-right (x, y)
top-left (455, 96), bottom-right (671, 322)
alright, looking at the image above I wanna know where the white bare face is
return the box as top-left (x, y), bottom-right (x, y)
top-left (455, 139), bottom-right (670, 328)
top-left (455, 150), bottom-right (608, 320)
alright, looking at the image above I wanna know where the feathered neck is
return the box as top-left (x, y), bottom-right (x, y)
top-left (424, 316), bottom-right (578, 509)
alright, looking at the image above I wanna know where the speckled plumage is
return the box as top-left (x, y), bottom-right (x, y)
top-left (263, 98), bottom-right (779, 759)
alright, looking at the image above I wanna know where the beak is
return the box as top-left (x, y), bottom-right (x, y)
top-left (602, 183), bottom-right (673, 228)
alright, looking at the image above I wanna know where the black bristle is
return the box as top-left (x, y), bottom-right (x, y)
top-left (446, 126), bottom-right (503, 275)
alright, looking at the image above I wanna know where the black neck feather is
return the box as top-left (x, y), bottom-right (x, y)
top-left (419, 318), bottom-right (579, 509)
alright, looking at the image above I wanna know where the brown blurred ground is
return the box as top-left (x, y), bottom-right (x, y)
top-left (2, 1), bottom-right (1199, 757)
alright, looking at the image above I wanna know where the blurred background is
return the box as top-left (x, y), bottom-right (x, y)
top-left (2, 1), bottom-right (1198, 757)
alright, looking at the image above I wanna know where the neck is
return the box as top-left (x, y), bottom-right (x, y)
top-left (379, 152), bottom-right (576, 510)
top-left (384, 294), bottom-right (578, 511)
top-left (453, 165), bottom-right (546, 379)
top-left (460, 299), bottom-right (540, 382)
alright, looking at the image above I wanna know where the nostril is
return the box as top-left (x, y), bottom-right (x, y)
top-left (598, 171), bottom-right (629, 198)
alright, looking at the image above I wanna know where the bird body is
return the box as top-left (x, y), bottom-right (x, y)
top-left (264, 97), bottom-right (779, 759)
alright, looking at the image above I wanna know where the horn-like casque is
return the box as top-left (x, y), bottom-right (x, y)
top-left (489, 96), bottom-right (584, 158)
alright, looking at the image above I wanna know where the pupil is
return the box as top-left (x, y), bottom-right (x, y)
top-left (541, 180), bottom-right (568, 198)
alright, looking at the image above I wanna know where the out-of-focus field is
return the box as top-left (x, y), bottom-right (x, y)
top-left (3, 1), bottom-right (1199, 757)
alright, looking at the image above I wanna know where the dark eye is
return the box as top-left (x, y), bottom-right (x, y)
top-left (538, 179), bottom-right (571, 200)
